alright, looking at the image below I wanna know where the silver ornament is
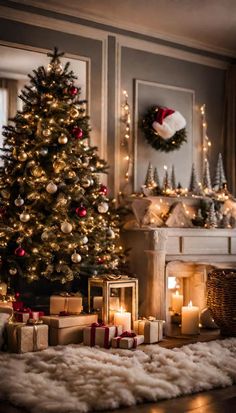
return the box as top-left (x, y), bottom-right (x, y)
top-left (41, 231), bottom-right (49, 241)
top-left (107, 228), bottom-right (115, 239)
top-left (20, 211), bottom-right (30, 222)
top-left (71, 251), bottom-right (82, 263)
top-left (39, 147), bottom-right (48, 156)
top-left (14, 196), bottom-right (24, 207)
top-left (58, 134), bottom-right (68, 144)
top-left (61, 221), bottom-right (72, 234)
top-left (46, 182), bottom-right (58, 194)
top-left (98, 202), bottom-right (109, 213)
top-left (82, 236), bottom-right (88, 244)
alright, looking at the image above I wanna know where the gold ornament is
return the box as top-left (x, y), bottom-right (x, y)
top-left (41, 231), bottom-right (49, 241)
top-left (53, 160), bottom-right (66, 173)
top-left (61, 221), bottom-right (73, 234)
top-left (71, 250), bottom-right (82, 263)
top-left (42, 129), bottom-right (51, 137)
top-left (58, 134), bottom-right (68, 144)
top-left (18, 152), bottom-right (28, 162)
top-left (26, 160), bottom-right (36, 168)
top-left (20, 211), bottom-right (30, 222)
top-left (81, 178), bottom-right (91, 188)
top-left (67, 171), bottom-right (76, 179)
top-left (81, 236), bottom-right (88, 244)
top-left (9, 267), bottom-right (17, 275)
top-left (1, 190), bottom-right (10, 199)
top-left (70, 108), bottom-right (79, 118)
top-left (31, 166), bottom-right (44, 177)
top-left (46, 182), bottom-right (58, 194)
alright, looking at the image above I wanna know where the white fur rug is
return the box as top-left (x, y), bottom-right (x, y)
top-left (0, 338), bottom-right (236, 413)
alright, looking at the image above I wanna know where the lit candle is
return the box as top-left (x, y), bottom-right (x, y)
top-left (114, 307), bottom-right (131, 331)
top-left (181, 301), bottom-right (199, 335)
top-left (171, 290), bottom-right (183, 314)
top-left (0, 282), bottom-right (7, 296)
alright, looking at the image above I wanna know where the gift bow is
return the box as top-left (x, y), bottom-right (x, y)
top-left (119, 331), bottom-right (136, 338)
top-left (91, 322), bottom-right (105, 328)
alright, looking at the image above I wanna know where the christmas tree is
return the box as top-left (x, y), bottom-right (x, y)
top-left (205, 202), bottom-right (217, 228)
top-left (171, 165), bottom-right (176, 190)
top-left (144, 162), bottom-right (155, 187)
top-left (213, 153), bottom-right (227, 191)
top-left (0, 48), bottom-right (123, 284)
top-left (189, 163), bottom-right (199, 194)
top-left (202, 158), bottom-right (212, 194)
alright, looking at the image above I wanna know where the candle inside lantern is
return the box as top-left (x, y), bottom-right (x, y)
top-left (0, 282), bottom-right (7, 296)
top-left (114, 307), bottom-right (131, 332)
top-left (171, 290), bottom-right (183, 314)
top-left (181, 301), bottom-right (199, 335)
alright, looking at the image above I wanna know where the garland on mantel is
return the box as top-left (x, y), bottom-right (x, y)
top-left (142, 106), bottom-right (187, 152)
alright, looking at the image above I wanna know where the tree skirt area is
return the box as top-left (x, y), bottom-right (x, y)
top-left (1, 338), bottom-right (236, 413)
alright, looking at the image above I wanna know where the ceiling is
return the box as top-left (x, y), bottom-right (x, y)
top-left (9, 0), bottom-right (236, 57)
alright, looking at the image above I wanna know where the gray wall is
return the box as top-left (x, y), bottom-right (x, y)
top-left (0, 4), bottom-right (230, 197)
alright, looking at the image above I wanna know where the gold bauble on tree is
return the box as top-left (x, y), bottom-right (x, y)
top-left (31, 166), bottom-right (44, 177)
top-left (53, 160), bottom-right (66, 173)
top-left (42, 129), bottom-right (51, 137)
top-left (14, 195), bottom-right (24, 207)
top-left (19, 211), bottom-right (30, 222)
top-left (18, 151), bottom-right (28, 162)
top-left (70, 108), bottom-right (79, 118)
top-left (61, 221), bottom-right (73, 234)
top-left (81, 178), bottom-right (91, 188)
top-left (67, 170), bottom-right (76, 179)
top-left (71, 250), bottom-right (82, 263)
top-left (46, 182), bottom-right (58, 194)
top-left (58, 134), bottom-right (68, 144)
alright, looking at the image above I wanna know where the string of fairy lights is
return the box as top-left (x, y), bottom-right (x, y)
top-left (200, 104), bottom-right (212, 164)
top-left (120, 90), bottom-right (132, 186)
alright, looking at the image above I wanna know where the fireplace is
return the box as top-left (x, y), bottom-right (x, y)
top-left (122, 227), bottom-right (236, 320)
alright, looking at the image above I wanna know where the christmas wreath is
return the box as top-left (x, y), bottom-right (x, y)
top-left (142, 106), bottom-right (187, 152)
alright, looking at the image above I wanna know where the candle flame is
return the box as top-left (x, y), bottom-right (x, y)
top-left (119, 306), bottom-right (126, 313)
top-left (188, 301), bottom-right (193, 308)
top-left (175, 290), bottom-right (179, 296)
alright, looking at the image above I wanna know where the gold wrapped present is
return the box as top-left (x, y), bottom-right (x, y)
top-left (7, 322), bottom-right (48, 353)
top-left (50, 294), bottom-right (83, 315)
top-left (134, 319), bottom-right (165, 343)
top-left (41, 314), bottom-right (98, 346)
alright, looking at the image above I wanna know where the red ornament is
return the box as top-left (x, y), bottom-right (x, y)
top-left (15, 246), bottom-right (26, 257)
top-left (72, 127), bottom-right (83, 139)
top-left (99, 184), bottom-right (108, 195)
top-left (68, 86), bottom-right (78, 96)
top-left (15, 292), bottom-right (20, 299)
top-left (97, 257), bottom-right (104, 264)
top-left (76, 206), bottom-right (87, 217)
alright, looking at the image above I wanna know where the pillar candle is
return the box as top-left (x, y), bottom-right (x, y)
top-left (114, 307), bottom-right (131, 331)
top-left (171, 290), bottom-right (183, 314)
top-left (0, 282), bottom-right (7, 296)
top-left (181, 301), bottom-right (199, 335)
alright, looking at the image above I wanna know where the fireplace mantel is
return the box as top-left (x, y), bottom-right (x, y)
top-left (122, 227), bottom-right (236, 320)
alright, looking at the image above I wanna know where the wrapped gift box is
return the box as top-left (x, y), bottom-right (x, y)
top-left (7, 322), bottom-right (48, 353)
top-left (50, 295), bottom-right (83, 315)
top-left (14, 311), bottom-right (30, 323)
top-left (134, 319), bottom-right (165, 343)
top-left (83, 324), bottom-right (122, 348)
top-left (41, 314), bottom-right (97, 346)
top-left (111, 333), bottom-right (144, 349)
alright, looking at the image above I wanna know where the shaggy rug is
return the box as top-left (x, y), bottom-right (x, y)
top-left (0, 338), bottom-right (236, 413)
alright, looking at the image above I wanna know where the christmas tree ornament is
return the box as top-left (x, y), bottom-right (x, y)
top-left (39, 147), bottom-right (48, 156)
top-left (71, 250), bottom-right (82, 263)
top-left (58, 134), bottom-right (68, 144)
top-left (18, 151), bottom-right (28, 162)
top-left (81, 235), bottom-right (88, 244)
top-left (82, 157), bottom-right (89, 167)
top-left (15, 246), bottom-right (26, 257)
top-left (41, 231), bottom-right (49, 241)
top-left (53, 160), bottom-right (66, 173)
top-left (14, 196), bottom-right (24, 207)
top-left (76, 206), bottom-right (87, 217)
top-left (81, 178), bottom-right (91, 188)
top-left (9, 267), bottom-right (17, 275)
top-left (107, 228), bottom-right (115, 239)
top-left (26, 160), bottom-right (36, 168)
top-left (68, 86), bottom-right (78, 96)
top-left (72, 127), bottom-right (83, 139)
top-left (99, 184), bottom-right (108, 195)
top-left (46, 182), bottom-right (58, 194)
top-left (98, 202), bottom-right (109, 213)
top-left (67, 171), bottom-right (76, 179)
top-left (19, 211), bottom-right (30, 222)
top-left (61, 221), bottom-right (73, 233)
top-left (42, 129), bottom-right (51, 137)
top-left (31, 166), bottom-right (44, 177)
top-left (70, 108), bottom-right (79, 118)
top-left (1, 190), bottom-right (10, 199)
top-left (97, 257), bottom-right (104, 264)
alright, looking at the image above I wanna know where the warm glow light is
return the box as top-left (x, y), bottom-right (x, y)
top-left (168, 276), bottom-right (177, 289)
top-left (164, 165), bottom-right (167, 170)
top-left (188, 301), bottom-right (193, 308)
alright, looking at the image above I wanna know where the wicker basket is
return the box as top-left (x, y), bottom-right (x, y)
top-left (207, 269), bottom-right (236, 336)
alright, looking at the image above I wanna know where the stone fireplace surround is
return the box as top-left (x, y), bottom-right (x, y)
top-left (122, 228), bottom-right (236, 320)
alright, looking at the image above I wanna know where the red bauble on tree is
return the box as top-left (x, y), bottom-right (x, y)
top-left (72, 127), bottom-right (83, 139)
top-left (15, 246), bottom-right (26, 257)
top-left (68, 86), bottom-right (78, 96)
top-left (76, 206), bottom-right (87, 217)
top-left (97, 257), bottom-right (104, 264)
top-left (99, 184), bottom-right (108, 195)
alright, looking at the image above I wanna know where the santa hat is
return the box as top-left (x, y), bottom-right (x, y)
top-left (152, 107), bottom-right (186, 140)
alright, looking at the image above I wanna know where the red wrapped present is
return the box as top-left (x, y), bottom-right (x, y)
top-left (111, 331), bottom-right (144, 349)
top-left (83, 322), bottom-right (122, 349)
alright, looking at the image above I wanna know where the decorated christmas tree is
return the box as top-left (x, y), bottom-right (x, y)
top-left (0, 48), bottom-right (123, 285)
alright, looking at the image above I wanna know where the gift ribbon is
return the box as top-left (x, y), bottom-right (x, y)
top-left (116, 331), bottom-right (137, 348)
top-left (90, 323), bottom-right (117, 349)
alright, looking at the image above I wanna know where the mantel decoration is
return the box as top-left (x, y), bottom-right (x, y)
top-left (142, 106), bottom-right (187, 152)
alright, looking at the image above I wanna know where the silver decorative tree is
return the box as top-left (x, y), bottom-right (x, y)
top-left (213, 153), bottom-right (227, 191)
top-left (171, 165), bottom-right (176, 190)
top-left (205, 202), bottom-right (217, 228)
top-left (189, 163), bottom-right (199, 194)
top-left (202, 158), bottom-right (212, 194)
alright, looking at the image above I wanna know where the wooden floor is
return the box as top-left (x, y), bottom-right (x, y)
top-left (0, 326), bottom-right (235, 413)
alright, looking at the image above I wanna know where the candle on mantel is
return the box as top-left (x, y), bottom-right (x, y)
top-left (171, 290), bottom-right (183, 314)
top-left (181, 301), bottom-right (199, 335)
top-left (114, 307), bottom-right (131, 332)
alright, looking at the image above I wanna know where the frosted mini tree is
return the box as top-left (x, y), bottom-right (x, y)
top-left (171, 165), bottom-right (176, 190)
top-left (144, 162), bottom-right (155, 187)
top-left (213, 153), bottom-right (227, 191)
top-left (202, 158), bottom-right (212, 194)
top-left (189, 163), bottom-right (199, 194)
top-left (0, 48), bottom-right (123, 284)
